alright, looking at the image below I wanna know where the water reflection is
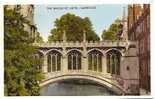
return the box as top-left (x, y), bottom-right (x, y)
top-left (40, 79), bottom-right (117, 96)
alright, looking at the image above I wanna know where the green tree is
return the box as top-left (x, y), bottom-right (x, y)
top-left (35, 32), bottom-right (44, 43)
top-left (101, 19), bottom-right (121, 40)
top-left (4, 6), bottom-right (43, 96)
top-left (48, 13), bottom-right (100, 42)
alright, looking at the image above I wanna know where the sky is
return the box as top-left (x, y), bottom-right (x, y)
top-left (34, 4), bottom-right (127, 42)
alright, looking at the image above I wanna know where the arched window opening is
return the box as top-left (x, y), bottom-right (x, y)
top-left (88, 50), bottom-right (102, 72)
top-left (106, 50), bottom-right (121, 75)
top-left (47, 50), bottom-right (62, 72)
top-left (35, 52), bottom-right (43, 70)
top-left (68, 50), bottom-right (81, 70)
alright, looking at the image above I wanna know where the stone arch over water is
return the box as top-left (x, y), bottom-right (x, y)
top-left (40, 74), bottom-right (125, 95)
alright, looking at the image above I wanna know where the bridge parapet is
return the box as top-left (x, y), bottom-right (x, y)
top-left (33, 40), bottom-right (137, 48)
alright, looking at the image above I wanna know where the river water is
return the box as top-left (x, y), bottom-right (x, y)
top-left (40, 79), bottom-right (117, 96)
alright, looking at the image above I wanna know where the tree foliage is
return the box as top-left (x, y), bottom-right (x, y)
top-left (4, 6), bottom-right (43, 96)
top-left (48, 13), bottom-right (100, 42)
top-left (101, 19), bottom-right (121, 40)
top-left (35, 32), bottom-right (44, 43)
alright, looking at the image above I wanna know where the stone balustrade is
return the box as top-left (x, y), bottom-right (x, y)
top-left (33, 40), bottom-right (136, 48)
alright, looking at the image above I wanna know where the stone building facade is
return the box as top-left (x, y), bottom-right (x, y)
top-left (5, 5), bottom-right (37, 39)
top-left (128, 4), bottom-right (150, 94)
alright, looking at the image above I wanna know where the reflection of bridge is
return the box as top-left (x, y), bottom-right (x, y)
top-left (34, 33), bottom-right (139, 95)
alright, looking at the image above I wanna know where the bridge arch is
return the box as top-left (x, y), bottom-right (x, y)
top-left (40, 74), bottom-right (125, 95)
top-left (66, 49), bottom-right (83, 56)
top-left (87, 48), bottom-right (104, 56)
top-left (46, 49), bottom-right (63, 56)
top-left (37, 50), bottom-right (45, 55)
top-left (105, 48), bottom-right (124, 56)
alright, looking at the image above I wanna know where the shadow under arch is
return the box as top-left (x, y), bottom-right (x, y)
top-left (39, 74), bottom-right (125, 95)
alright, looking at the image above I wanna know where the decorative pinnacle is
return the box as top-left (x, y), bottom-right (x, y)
top-left (63, 30), bottom-right (66, 42)
top-left (83, 30), bottom-right (86, 42)
top-left (122, 7), bottom-right (126, 22)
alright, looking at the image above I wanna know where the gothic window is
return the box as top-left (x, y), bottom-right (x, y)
top-left (88, 50), bottom-right (102, 72)
top-left (68, 50), bottom-right (81, 70)
top-left (106, 50), bottom-right (121, 75)
top-left (30, 26), bottom-right (36, 38)
top-left (136, 25), bottom-right (141, 37)
top-left (34, 52), bottom-right (43, 70)
top-left (47, 50), bottom-right (62, 72)
top-left (36, 52), bottom-right (43, 70)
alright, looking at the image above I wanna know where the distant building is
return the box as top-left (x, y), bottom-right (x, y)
top-left (5, 5), bottom-right (37, 39)
top-left (128, 4), bottom-right (150, 94)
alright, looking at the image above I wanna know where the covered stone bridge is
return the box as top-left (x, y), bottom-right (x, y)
top-left (33, 40), bottom-right (139, 95)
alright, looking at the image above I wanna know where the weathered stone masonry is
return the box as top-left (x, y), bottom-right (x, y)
top-left (34, 40), bottom-right (139, 95)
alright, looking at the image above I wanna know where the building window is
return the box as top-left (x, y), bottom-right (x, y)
top-left (139, 39), bottom-right (144, 54)
top-left (140, 39), bottom-right (145, 54)
top-left (140, 22), bottom-right (143, 33)
top-left (136, 25), bottom-right (141, 37)
top-left (68, 50), bottom-right (81, 70)
top-left (30, 26), bottom-right (36, 38)
top-left (132, 33), bottom-right (135, 40)
top-left (142, 20), bottom-right (145, 33)
top-left (88, 50), bottom-right (102, 72)
top-left (148, 36), bottom-right (150, 52)
top-left (48, 50), bottom-right (62, 72)
top-left (106, 50), bottom-right (121, 75)
top-left (147, 15), bottom-right (150, 30)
